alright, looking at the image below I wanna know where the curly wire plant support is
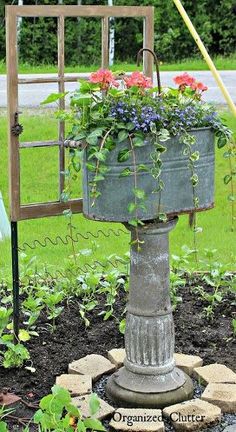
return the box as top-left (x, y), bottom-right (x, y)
top-left (11, 226), bottom-right (129, 338)
top-left (24, 257), bottom-right (128, 282)
top-left (18, 228), bottom-right (129, 252)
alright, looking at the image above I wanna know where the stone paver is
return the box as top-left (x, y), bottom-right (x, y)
top-left (174, 353), bottom-right (203, 376)
top-left (56, 374), bottom-right (92, 396)
top-left (68, 354), bottom-right (116, 382)
top-left (163, 398), bottom-right (221, 431)
top-left (108, 348), bottom-right (125, 368)
top-left (109, 408), bottom-right (164, 431)
top-left (72, 394), bottom-right (115, 420)
top-left (194, 364), bottom-right (236, 385)
top-left (201, 383), bottom-right (236, 413)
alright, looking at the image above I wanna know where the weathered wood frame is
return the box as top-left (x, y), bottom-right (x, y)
top-left (6, 5), bottom-right (154, 222)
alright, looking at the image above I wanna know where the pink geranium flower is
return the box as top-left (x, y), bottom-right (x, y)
top-left (193, 81), bottom-right (208, 92)
top-left (124, 71), bottom-right (153, 89)
top-left (173, 72), bottom-right (208, 93)
top-left (90, 69), bottom-right (119, 90)
top-left (173, 72), bottom-right (196, 88)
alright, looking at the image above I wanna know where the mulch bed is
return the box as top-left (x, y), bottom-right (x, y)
top-left (0, 278), bottom-right (235, 431)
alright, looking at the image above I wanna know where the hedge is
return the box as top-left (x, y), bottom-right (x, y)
top-left (0, 0), bottom-right (236, 65)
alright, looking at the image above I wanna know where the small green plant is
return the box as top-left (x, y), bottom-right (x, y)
top-left (57, 251), bottom-right (129, 328)
top-left (19, 253), bottom-right (38, 283)
top-left (232, 319), bottom-right (236, 336)
top-left (119, 318), bottom-right (126, 334)
top-left (0, 420), bottom-right (8, 432)
top-left (98, 268), bottom-right (126, 321)
top-left (0, 307), bottom-right (12, 337)
top-left (193, 283), bottom-right (222, 320)
top-left (34, 385), bottom-right (105, 432)
top-left (170, 270), bottom-right (185, 311)
top-left (0, 387), bottom-right (106, 431)
top-left (44, 292), bottom-right (65, 332)
top-left (1, 340), bottom-right (30, 368)
top-left (0, 285), bottom-right (12, 307)
top-left (191, 250), bottom-right (235, 319)
top-left (171, 245), bottom-right (196, 273)
top-left (22, 296), bottom-right (43, 330)
top-left (0, 306), bottom-right (32, 369)
top-left (0, 253), bottom-right (130, 368)
top-left (0, 406), bottom-right (15, 432)
top-left (0, 407), bottom-right (14, 418)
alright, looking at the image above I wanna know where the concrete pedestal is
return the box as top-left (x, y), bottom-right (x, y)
top-left (106, 218), bottom-right (193, 408)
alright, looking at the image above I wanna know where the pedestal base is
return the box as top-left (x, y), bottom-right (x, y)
top-left (106, 219), bottom-right (194, 408)
top-left (106, 367), bottom-right (194, 409)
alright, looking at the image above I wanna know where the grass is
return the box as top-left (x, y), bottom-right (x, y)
top-left (0, 54), bottom-right (236, 74)
top-left (0, 109), bottom-right (235, 277)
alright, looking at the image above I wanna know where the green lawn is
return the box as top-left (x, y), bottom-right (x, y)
top-left (0, 109), bottom-right (235, 277)
top-left (0, 54), bottom-right (236, 74)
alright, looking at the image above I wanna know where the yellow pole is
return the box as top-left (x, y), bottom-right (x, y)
top-left (173, 0), bottom-right (236, 117)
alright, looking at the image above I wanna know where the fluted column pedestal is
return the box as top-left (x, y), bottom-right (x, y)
top-left (106, 218), bottom-right (193, 408)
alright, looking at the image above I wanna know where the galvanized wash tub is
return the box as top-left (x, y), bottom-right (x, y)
top-left (82, 127), bottom-right (215, 222)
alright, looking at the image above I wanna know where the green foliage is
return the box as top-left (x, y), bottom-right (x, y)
top-left (0, 306), bottom-right (30, 368)
top-left (170, 270), bottom-right (185, 310)
top-left (190, 248), bottom-right (236, 320)
top-left (5, 0), bottom-right (105, 66)
top-left (2, 56), bottom-right (236, 74)
top-left (0, 1), bottom-right (12, 62)
top-left (232, 319), bottom-right (236, 335)
top-left (170, 246), bottom-right (236, 323)
top-left (2, 341), bottom-right (30, 368)
top-left (22, 296), bottom-right (43, 329)
top-left (0, 406), bottom-right (15, 432)
top-left (1, 0), bottom-right (236, 64)
top-left (0, 242), bottom-right (234, 377)
top-left (44, 292), bottom-right (65, 331)
top-left (118, 0), bottom-right (236, 62)
top-left (119, 318), bottom-right (126, 334)
top-left (46, 70), bottom-right (232, 243)
top-left (223, 138), bottom-right (236, 231)
top-left (34, 385), bottom-right (105, 432)
top-left (41, 92), bottom-right (68, 105)
top-left (0, 386), bottom-right (105, 431)
top-left (0, 385), bottom-right (106, 432)
top-left (0, 307), bottom-right (12, 337)
top-left (0, 421), bottom-right (8, 432)
top-left (0, 248), bottom-right (130, 368)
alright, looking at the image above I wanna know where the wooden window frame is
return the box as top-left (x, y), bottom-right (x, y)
top-left (6, 5), bottom-right (154, 221)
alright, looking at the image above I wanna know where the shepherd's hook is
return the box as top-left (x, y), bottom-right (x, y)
top-left (137, 48), bottom-right (161, 95)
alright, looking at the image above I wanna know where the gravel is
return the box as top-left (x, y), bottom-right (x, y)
top-left (93, 374), bottom-right (236, 431)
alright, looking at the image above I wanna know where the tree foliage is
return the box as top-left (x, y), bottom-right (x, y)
top-left (0, 0), bottom-right (235, 65)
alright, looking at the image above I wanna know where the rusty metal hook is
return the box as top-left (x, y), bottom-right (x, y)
top-left (11, 111), bottom-right (23, 136)
top-left (136, 48), bottom-right (161, 95)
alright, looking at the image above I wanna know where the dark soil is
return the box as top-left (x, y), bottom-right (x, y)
top-left (175, 277), bottom-right (236, 370)
top-left (0, 279), bottom-right (235, 431)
